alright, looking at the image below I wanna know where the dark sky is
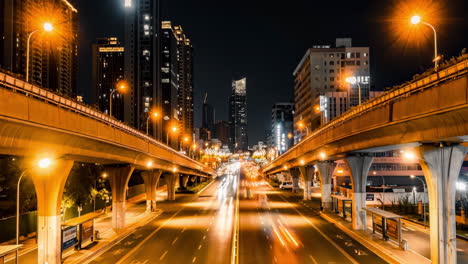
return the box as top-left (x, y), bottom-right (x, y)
top-left (74, 0), bottom-right (467, 146)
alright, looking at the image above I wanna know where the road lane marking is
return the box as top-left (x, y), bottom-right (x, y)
top-left (308, 254), bottom-right (319, 264)
top-left (198, 244), bottom-right (202, 250)
top-left (203, 235), bottom-right (206, 240)
top-left (192, 257), bottom-right (197, 262)
top-left (159, 250), bottom-right (168, 260)
top-left (172, 237), bottom-right (178, 245)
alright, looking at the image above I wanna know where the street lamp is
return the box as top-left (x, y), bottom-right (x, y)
top-left (17, 158), bottom-right (53, 245)
top-left (93, 172), bottom-right (109, 216)
top-left (110, 80), bottom-right (128, 117)
top-left (146, 110), bottom-right (160, 135)
top-left (410, 15), bottom-right (440, 71)
top-left (345, 76), bottom-right (362, 105)
top-left (297, 121), bottom-right (309, 136)
top-left (410, 174), bottom-right (427, 227)
top-left (26, 23), bottom-right (54, 83)
top-left (167, 124), bottom-right (178, 145)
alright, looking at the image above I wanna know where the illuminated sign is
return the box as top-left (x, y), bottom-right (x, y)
top-left (124, 0), bottom-right (132, 7)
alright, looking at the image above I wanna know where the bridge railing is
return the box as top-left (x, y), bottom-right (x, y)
top-left (266, 58), bottom-right (468, 170)
top-left (0, 72), bottom-right (208, 170)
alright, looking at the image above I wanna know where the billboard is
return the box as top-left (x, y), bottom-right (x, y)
top-left (62, 226), bottom-right (78, 251)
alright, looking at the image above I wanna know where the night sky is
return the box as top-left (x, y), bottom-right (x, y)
top-left (75, 0), bottom-right (467, 145)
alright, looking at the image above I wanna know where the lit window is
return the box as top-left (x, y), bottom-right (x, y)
top-left (144, 24), bottom-right (149, 30)
top-left (346, 52), bottom-right (351, 59)
top-left (144, 14), bottom-right (150, 20)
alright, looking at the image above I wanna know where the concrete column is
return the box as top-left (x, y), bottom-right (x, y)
top-left (290, 169), bottom-right (300, 193)
top-left (30, 159), bottom-right (74, 264)
top-left (298, 166), bottom-right (313, 200)
top-left (141, 170), bottom-right (162, 212)
top-left (107, 166), bottom-right (135, 231)
top-left (416, 144), bottom-right (466, 264)
top-left (166, 172), bottom-right (178, 201)
top-left (316, 161), bottom-right (336, 211)
top-left (344, 155), bottom-right (373, 230)
top-left (180, 175), bottom-right (189, 188)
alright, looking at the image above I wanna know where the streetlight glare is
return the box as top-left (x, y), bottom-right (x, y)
top-left (403, 150), bottom-right (417, 160)
top-left (115, 80), bottom-right (128, 92)
top-left (345, 76), bottom-right (357, 84)
top-left (43, 22), bottom-right (53, 32)
top-left (411, 15), bottom-right (421, 25)
top-left (146, 160), bottom-right (153, 168)
top-left (38, 158), bottom-right (52, 168)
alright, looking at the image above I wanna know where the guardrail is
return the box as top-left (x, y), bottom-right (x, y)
top-left (265, 58), bottom-right (468, 171)
top-left (0, 72), bottom-right (208, 171)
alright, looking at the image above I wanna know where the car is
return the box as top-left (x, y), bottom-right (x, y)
top-left (279, 181), bottom-right (293, 190)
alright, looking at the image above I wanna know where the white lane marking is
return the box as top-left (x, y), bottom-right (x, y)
top-left (159, 250), bottom-right (168, 260)
top-left (182, 227), bottom-right (186, 233)
top-left (406, 227), bottom-right (415, 231)
top-left (172, 237), bottom-right (179, 245)
top-left (308, 254), bottom-right (319, 264)
top-left (198, 244), bottom-right (202, 250)
top-left (206, 227), bottom-right (210, 231)
top-left (192, 257), bottom-right (197, 263)
top-left (203, 235), bottom-right (206, 240)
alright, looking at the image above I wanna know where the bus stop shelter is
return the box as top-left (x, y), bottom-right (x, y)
top-left (364, 207), bottom-right (404, 247)
top-left (0, 245), bottom-right (22, 264)
top-left (61, 212), bottom-right (103, 253)
top-left (331, 194), bottom-right (352, 221)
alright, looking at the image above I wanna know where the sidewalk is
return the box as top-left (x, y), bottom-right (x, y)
top-left (320, 211), bottom-right (430, 264)
top-left (4, 186), bottom-right (168, 264)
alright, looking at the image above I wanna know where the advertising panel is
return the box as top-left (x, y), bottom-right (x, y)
top-left (366, 193), bottom-right (374, 201)
top-left (81, 220), bottom-right (94, 241)
top-left (62, 226), bottom-right (78, 251)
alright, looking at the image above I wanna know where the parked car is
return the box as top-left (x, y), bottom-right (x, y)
top-left (279, 181), bottom-right (293, 190)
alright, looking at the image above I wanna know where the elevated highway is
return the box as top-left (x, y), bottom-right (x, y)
top-left (262, 59), bottom-right (468, 264)
top-left (0, 72), bottom-right (214, 264)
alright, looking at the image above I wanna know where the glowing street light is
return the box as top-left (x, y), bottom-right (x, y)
top-left (146, 160), bottom-right (154, 168)
top-left (38, 158), bottom-right (52, 168)
top-left (410, 174), bottom-right (427, 226)
top-left (402, 150), bottom-right (417, 161)
top-left (410, 15), bottom-right (439, 71)
top-left (146, 110), bottom-right (160, 135)
top-left (319, 152), bottom-right (327, 160)
top-left (110, 80), bottom-right (128, 117)
top-left (297, 121), bottom-right (309, 136)
top-left (26, 22), bottom-right (54, 83)
top-left (345, 76), bottom-right (362, 104)
top-left (166, 123), bottom-right (179, 145)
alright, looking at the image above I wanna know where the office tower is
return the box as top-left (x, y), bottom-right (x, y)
top-left (124, 0), bottom-right (162, 137)
top-left (174, 25), bottom-right (194, 138)
top-left (293, 38), bottom-right (370, 140)
top-left (271, 102), bottom-right (294, 154)
top-left (0, 0), bottom-right (78, 97)
top-left (214, 120), bottom-right (230, 146)
top-left (92, 37), bottom-right (125, 121)
top-left (201, 92), bottom-right (215, 140)
top-left (229, 77), bottom-right (248, 151)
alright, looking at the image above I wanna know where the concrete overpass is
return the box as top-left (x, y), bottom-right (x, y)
top-left (0, 72), bottom-right (215, 264)
top-left (262, 59), bottom-right (468, 264)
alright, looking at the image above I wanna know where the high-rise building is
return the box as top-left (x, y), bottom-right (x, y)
top-left (124, 0), bottom-right (162, 137)
top-left (201, 92), bottom-right (215, 140)
top-left (0, 0), bottom-right (78, 97)
top-left (229, 77), bottom-right (248, 151)
top-left (214, 120), bottom-right (230, 146)
top-left (91, 37), bottom-right (125, 121)
top-left (174, 25), bottom-right (194, 138)
top-left (160, 21), bottom-right (180, 147)
top-left (293, 38), bottom-right (370, 141)
top-left (271, 102), bottom-right (294, 154)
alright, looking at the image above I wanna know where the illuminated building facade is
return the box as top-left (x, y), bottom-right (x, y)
top-left (124, 0), bottom-right (162, 137)
top-left (0, 0), bottom-right (78, 97)
top-left (229, 77), bottom-right (248, 151)
top-left (92, 37), bottom-right (125, 121)
top-left (271, 103), bottom-right (294, 154)
top-left (293, 38), bottom-right (370, 142)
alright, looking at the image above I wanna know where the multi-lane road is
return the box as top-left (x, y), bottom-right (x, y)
top-left (87, 163), bottom-right (387, 263)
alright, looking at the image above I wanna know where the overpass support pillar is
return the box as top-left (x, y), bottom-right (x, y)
top-left (416, 144), bottom-right (467, 264)
top-left (298, 166), bottom-right (314, 200)
top-left (108, 166), bottom-right (135, 231)
top-left (290, 169), bottom-right (300, 193)
top-left (31, 159), bottom-right (74, 264)
top-left (180, 175), bottom-right (190, 188)
top-left (316, 161), bottom-right (336, 211)
top-left (345, 155), bottom-right (373, 230)
top-left (166, 173), bottom-right (178, 201)
top-left (141, 170), bottom-right (162, 212)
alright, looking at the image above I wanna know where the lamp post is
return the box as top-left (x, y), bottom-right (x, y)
top-left (17, 158), bottom-right (52, 246)
top-left (345, 76), bottom-right (361, 105)
top-left (110, 80), bottom-right (127, 117)
top-left (146, 111), bottom-right (160, 135)
top-left (411, 15), bottom-right (439, 71)
top-left (167, 125), bottom-right (178, 145)
top-left (297, 121), bottom-right (309, 137)
top-left (26, 23), bottom-right (53, 83)
top-left (410, 175), bottom-right (427, 227)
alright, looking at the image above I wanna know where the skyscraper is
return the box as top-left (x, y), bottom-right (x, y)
top-left (92, 37), bottom-right (125, 121)
top-left (229, 77), bottom-right (248, 151)
top-left (293, 38), bottom-right (370, 140)
top-left (124, 0), bottom-right (162, 137)
top-left (0, 0), bottom-right (78, 97)
top-left (271, 103), bottom-right (294, 154)
top-left (174, 25), bottom-right (194, 138)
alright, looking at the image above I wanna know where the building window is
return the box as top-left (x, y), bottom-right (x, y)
top-left (363, 52), bottom-right (368, 57)
top-left (346, 52), bottom-right (351, 59)
top-left (356, 61), bottom-right (361, 66)
top-left (356, 52), bottom-right (361, 58)
top-left (330, 61), bottom-right (335, 65)
top-left (329, 69), bottom-right (334, 73)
